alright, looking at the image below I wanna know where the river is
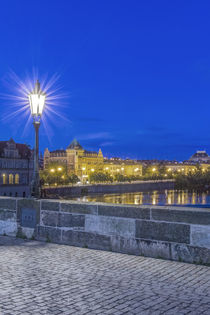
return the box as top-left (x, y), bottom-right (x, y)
top-left (71, 190), bottom-right (210, 207)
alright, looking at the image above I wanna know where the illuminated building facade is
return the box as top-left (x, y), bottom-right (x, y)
top-left (0, 138), bottom-right (33, 197)
top-left (165, 163), bottom-right (197, 175)
top-left (103, 157), bottom-right (142, 177)
top-left (44, 139), bottom-right (142, 181)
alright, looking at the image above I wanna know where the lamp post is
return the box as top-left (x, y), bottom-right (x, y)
top-left (28, 80), bottom-right (46, 198)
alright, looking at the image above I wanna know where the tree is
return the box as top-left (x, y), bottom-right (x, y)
top-left (89, 172), bottom-right (113, 183)
top-left (40, 162), bottom-right (67, 186)
top-left (68, 174), bottom-right (80, 186)
top-left (114, 174), bottom-right (131, 182)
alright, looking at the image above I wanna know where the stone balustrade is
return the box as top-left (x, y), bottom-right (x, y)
top-left (0, 197), bottom-right (209, 264)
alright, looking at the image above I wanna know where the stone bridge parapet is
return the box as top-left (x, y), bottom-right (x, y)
top-left (0, 197), bottom-right (210, 265)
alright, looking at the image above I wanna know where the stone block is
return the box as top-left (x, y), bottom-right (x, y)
top-left (20, 227), bottom-right (34, 239)
top-left (152, 207), bottom-right (210, 225)
top-left (35, 225), bottom-right (62, 243)
top-left (62, 230), bottom-right (111, 250)
top-left (0, 220), bottom-right (17, 236)
top-left (98, 204), bottom-right (150, 220)
top-left (136, 220), bottom-right (190, 244)
top-left (111, 236), bottom-right (171, 259)
top-left (41, 201), bottom-right (60, 211)
top-left (0, 208), bottom-right (17, 236)
top-left (58, 213), bottom-right (85, 228)
top-left (0, 209), bottom-right (16, 221)
top-left (60, 202), bottom-right (98, 215)
top-left (0, 198), bottom-right (16, 210)
top-left (191, 225), bottom-right (210, 249)
top-left (171, 243), bottom-right (210, 264)
top-left (41, 210), bottom-right (59, 227)
top-left (85, 215), bottom-right (135, 237)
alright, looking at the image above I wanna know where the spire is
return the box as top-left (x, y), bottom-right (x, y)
top-left (98, 148), bottom-right (103, 157)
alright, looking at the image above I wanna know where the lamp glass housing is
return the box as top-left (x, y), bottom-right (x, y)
top-left (28, 80), bottom-right (46, 117)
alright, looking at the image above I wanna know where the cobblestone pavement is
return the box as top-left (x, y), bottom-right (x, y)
top-left (0, 237), bottom-right (210, 315)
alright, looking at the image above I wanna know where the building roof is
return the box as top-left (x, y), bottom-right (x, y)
top-left (83, 150), bottom-right (98, 156)
top-left (16, 143), bottom-right (32, 158)
top-left (190, 151), bottom-right (209, 158)
top-left (67, 139), bottom-right (83, 150)
top-left (51, 149), bottom-right (66, 154)
top-left (104, 158), bottom-right (140, 165)
top-left (0, 139), bottom-right (31, 158)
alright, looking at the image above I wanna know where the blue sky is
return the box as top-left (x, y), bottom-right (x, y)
top-left (0, 0), bottom-right (210, 160)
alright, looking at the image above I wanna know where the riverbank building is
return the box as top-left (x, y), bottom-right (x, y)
top-left (0, 138), bottom-right (33, 197)
top-left (44, 139), bottom-right (142, 182)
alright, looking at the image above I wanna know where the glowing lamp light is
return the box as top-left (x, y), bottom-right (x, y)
top-left (91, 168), bottom-right (95, 172)
top-left (29, 80), bottom-right (46, 117)
top-left (50, 169), bottom-right (55, 173)
top-left (152, 168), bottom-right (156, 172)
top-left (57, 167), bottom-right (62, 171)
top-left (82, 167), bottom-right (86, 171)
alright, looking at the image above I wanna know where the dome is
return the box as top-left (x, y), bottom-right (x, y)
top-left (67, 139), bottom-right (83, 150)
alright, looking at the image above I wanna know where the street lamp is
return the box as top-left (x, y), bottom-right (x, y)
top-left (29, 80), bottom-right (46, 197)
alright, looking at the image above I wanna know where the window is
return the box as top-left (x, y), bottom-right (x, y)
top-left (9, 174), bottom-right (13, 184)
top-left (15, 174), bottom-right (19, 184)
top-left (2, 174), bottom-right (6, 184)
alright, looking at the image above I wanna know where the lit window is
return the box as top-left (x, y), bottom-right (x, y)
top-left (9, 174), bottom-right (13, 184)
top-left (2, 174), bottom-right (6, 184)
top-left (15, 174), bottom-right (19, 184)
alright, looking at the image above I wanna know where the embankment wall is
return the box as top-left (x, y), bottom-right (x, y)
top-left (44, 180), bottom-right (175, 197)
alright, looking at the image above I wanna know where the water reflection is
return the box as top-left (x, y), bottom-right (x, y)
top-left (75, 190), bottom-right (210, 206)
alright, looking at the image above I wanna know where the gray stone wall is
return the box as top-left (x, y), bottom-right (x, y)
top-left (0, 185), bottom-right (30, 198)
top-left (44, 180), bottom-right (175, 197)
top-left (0, 198), bottom-right (17, 236)
top-left (0, 197), bottom-right (210, 265)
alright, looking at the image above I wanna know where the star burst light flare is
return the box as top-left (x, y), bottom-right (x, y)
top-left (0, 69), bottom-right (70, 139)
